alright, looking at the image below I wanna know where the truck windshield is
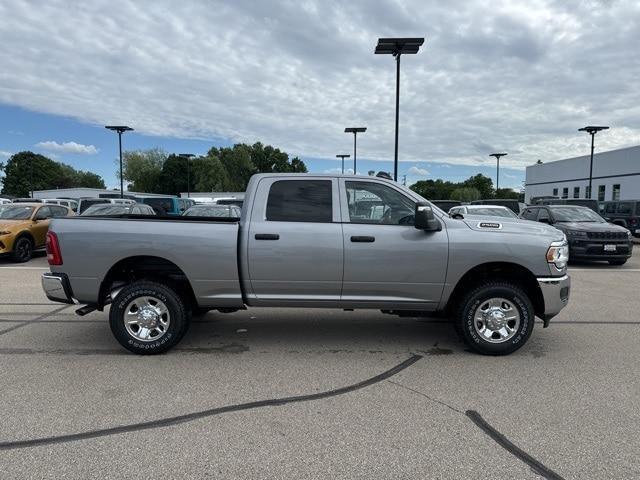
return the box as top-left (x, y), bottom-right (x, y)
top-left (552, 207), bottom-right (605, 223)
top-left (0, 205), bottom-right (35, 220)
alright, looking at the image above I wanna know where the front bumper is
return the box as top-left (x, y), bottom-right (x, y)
top-left (41, 272), bottom-right (75, 304)
top-left (568, 239), bottom-right (633, 260)
top-left (537, 274), bottom-right (570, 325)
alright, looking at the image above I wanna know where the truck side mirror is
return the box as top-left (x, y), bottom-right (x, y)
top-left (414, 202), bottom-right (441, 231)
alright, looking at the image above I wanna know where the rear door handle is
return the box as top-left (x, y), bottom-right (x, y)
top-left (255, 233), bottom-right (280, 240)
top-left (350, 235), bottom-right (375, 243)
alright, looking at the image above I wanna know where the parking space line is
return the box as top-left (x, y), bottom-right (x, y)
top-left (0, 354), bottom-right (422, 450)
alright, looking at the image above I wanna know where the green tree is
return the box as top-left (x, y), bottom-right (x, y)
top-left (217, 145), bottom-right (256, 191)
top-left (462, 174), bottom-right (494, 198)
top-left (495, 188), bottom-right (520, 199)
top-left (450, 187), bottom-right (481, 202)
top-left (121, 148), bottom-right (166, 193)
top-left (410, 179), bottom-right (456, 200)
top-left (158, 154), bottom-right (190, 195)
top-left (1, 151), bottom-right (105, 197)
top-left (192, 154), bottom-right (230, 192)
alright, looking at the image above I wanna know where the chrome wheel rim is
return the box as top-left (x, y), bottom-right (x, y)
top-left (124, 296), bottom-right (170, 342)
top-left (473, 297), bottom-right (520, 343)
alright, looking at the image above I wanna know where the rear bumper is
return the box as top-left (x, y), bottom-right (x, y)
top-left (537, 274), bottom-right (570, 325)
top-left (41, 272), bottom-right (75, 304)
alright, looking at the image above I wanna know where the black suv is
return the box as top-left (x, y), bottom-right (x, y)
top-left (600, 200), bottom-right (640, 237)
top-left (520, 205), bottom-right (633, 265)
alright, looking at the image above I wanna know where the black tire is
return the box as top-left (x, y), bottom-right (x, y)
top-left (11, 236), bottom-right (33, 263)
top-left (454, 282), bottom-right (534, 355)
top-left (608, 259), bottom-right (627, 266)
top-left (109, 281), bottom-right (189, 355)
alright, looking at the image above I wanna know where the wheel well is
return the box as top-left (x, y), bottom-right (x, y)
top-left (446, 262), bottom-right (544, 318)
top-left (14, 231), bottom-right (35, 245)
top-left (98, 256), bottom-right (197, 311)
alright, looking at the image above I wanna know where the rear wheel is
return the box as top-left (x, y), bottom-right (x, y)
top-left (608, 259), bottom-right (627, 266)
top-left (109, 281), bottom-right (189, 354)
top-left (11, 236), bottom-right (33, 263)
top-left (454, 282), bottom-right (534, 355)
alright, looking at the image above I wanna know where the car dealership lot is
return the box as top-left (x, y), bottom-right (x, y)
top-left (0, 254), bottom-right (639, 479)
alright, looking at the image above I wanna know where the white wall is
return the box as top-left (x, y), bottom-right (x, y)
top-left (525, 145), bottom-right (640, 202)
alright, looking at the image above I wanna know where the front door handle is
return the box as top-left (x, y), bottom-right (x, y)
top-left (350, 235), bottom-right (375, 243)
top-left (255, 233), bottom-right (280, 240)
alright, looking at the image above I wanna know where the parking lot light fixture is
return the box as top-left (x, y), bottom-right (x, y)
top-left (336, 154), bottom-right (350, 174)
top-left (489, 153), bottom-right (507, 192)
top-left (179, 153), bottom-right (196, 198)
top-left (578, 126), bottom-right (609, 199)
top-left (375, 37), bottom-right (425, 181)
top-left (344, 127), bottom-right (367, 174)
top-left (105, 126), bottom-right (134, 198)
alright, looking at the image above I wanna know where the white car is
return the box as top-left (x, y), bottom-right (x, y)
top-left (449, 205), bottom-right (518, 219)
top-left (42, 198), bottom-right (79, 212)
top-left (0, 198), bottom-right (12, 205)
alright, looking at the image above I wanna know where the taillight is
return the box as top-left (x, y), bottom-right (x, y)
top-left (46, 231), bottom-right (63, 265)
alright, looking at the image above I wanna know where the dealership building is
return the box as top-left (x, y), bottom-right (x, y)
top-left (525, 145), bottom-right (640, 203)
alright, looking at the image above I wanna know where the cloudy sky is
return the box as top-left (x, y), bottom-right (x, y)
top-left (1, 0), bottom-right (639, 190)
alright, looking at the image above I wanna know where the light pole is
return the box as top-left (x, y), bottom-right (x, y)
top-left (375, 37), bottom-right (425, 181)
top-left (489, 153), bottom-right (507, 192)
top-left (336, 154), bottom-right (350, 174)
top-left (105, 126), bottom-right (133, 198)
top-left (179, 153), bottom-right (196, 198)
top-left (578, 126), bottom-right (609, 199)
top-left (344, 127), bottom-right (366, 174)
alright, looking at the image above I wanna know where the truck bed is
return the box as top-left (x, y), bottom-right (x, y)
top-left (49, 216), bottom-right (243, 307)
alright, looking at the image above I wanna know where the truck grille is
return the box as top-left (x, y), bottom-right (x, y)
top-left (587, 231), bottom-right (628, 240)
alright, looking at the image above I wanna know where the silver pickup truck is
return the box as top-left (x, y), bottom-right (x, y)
top-left (42, 173), bottom-right (570, 355)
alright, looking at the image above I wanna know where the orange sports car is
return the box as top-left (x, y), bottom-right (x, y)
top-left (0, 203), bottom-right (74, 262)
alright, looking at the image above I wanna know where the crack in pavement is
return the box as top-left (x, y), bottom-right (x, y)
top-left (0, 354), bottom-right (422, 450)
top-left (0, 305), bottom-right (71, 336)
top-left (388, 380), bottom-right (565, 480)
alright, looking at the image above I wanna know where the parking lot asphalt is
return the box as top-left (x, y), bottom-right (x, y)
top-left (0, 252), bottom-right (639, 479)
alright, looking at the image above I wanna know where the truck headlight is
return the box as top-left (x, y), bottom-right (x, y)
top-left (547, 240), bottom-right (569, 269)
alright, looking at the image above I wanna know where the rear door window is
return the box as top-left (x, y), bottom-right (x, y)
top-left (266, 180), bottom-right (332, 223)
top-left (617, 202), bottom-right (632, 214)
top-left (50, 206), bottom-right (68, 217)
top-left (521, 208), bottom-right (538, 220)
top-left (537, 209), bottom-right (550, 222)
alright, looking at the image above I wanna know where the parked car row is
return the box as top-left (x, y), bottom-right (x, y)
top-left (0, 203), bottom-right (74, 262)
top-left (441, 199), bottom-right (634, 266)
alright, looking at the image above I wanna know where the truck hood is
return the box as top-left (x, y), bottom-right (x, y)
top-left (460, 215), bottom-right (564, 241)
top-left (552, 221), bottom-right (629, 233)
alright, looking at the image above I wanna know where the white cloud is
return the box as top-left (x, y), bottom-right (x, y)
top-left (1, 1), bottom-right (639, 169)
top-left (407, 166), bottom-right (429, 177)
top-left (35, 140), bottom-right (98, 155)
top-left (0, 150), bottom-right (12, 159)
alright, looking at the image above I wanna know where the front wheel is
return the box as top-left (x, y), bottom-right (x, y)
top-left (109, 281), bottom-right (189, 354)
top-left (454, 282), bottom-right (534, 355)
top-left (11, 236), bottom-right (33, 263)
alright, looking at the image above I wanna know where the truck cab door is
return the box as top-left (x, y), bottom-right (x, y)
top-left (245, 177), bottom-right (343, 306)
top-left (339, 179), bottom-right (448, 310)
